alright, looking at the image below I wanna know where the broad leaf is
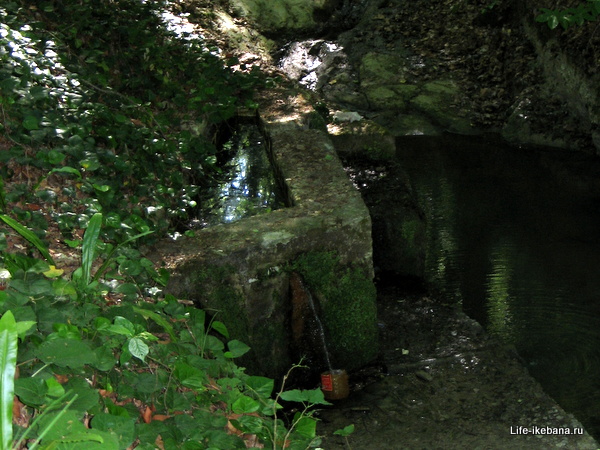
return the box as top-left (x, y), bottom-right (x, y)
top-left (128, 337), bottom-right (149, 362)
top-left (0, 214), bottom-right (54, 264)
top-left (0, 311), bottom-right (18, 449)
top-left (292, 414), bottom-right (317, 439)
top-left (224, 340), bottom-right (250, 359)
top-left (35, 338), bottom-right (96, 368)
top-left (245, 376), bottom-right (274, 398)
top-left (81, 213), bottom-right (102, 285)
top-left (232, 395), bottom-right (260, 414)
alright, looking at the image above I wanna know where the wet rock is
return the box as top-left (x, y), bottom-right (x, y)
top-left (341, 156), bottom-right (427, 279)
top-left (328, 116), bottom-right (396, 160)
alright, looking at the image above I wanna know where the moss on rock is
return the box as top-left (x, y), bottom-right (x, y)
top-left (291, 251), bottom-right (378, 371)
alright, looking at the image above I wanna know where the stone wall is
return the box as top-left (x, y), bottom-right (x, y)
top-left (150, 89), bottom-right (378, 377)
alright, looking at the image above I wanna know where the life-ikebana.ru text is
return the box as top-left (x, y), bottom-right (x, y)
top-left (510, 426), bottom-right (584, 435)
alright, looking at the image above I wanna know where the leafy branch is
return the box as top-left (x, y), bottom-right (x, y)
top-left (537, 0), bottom-right (600, 30)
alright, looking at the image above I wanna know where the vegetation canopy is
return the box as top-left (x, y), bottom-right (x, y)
top-left (0, 1), bottom-right (348, 448)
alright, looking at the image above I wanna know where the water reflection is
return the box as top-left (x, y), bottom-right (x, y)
top-left (396, 134), bottom-right (600, 438)
top-left (194, 124), bottom-right (284, 227)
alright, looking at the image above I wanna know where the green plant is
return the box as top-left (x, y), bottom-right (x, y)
top-left (536, 0), bottom-right (600, 29)
top-left (0, 215), bottom-right (54, 264)
top-left (0, 312), bottom-right (95, 450)
top-left (0, 214), bottom-right (335, 448)
top-left (334, 424), bottom-right (355, 449)
top-left (0, 1), bottom-right (269, 244)
top-left (0, 311), bottom-right (19, 450)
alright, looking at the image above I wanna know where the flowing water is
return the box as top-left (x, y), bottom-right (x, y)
top-left (304, 286), bottom-right (334, 374)
top-left (395, 134), bottom-right (600, 438)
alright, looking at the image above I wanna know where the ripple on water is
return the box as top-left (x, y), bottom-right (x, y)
top-left (395, 134), bottom-right (600, 439)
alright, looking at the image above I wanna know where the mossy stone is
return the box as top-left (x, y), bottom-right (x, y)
top-left (291, 251), bottom-right (378, 371)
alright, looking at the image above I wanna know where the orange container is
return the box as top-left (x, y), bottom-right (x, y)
top-left (321, 369), bottom-right (349, 400)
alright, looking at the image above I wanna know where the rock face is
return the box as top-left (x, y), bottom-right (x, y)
top-left (150, 89), bottom-right (378, 377)
top-left (505, 17), bottom-right (600, 153)
top-left (228, 0), bottom-right (338, 33)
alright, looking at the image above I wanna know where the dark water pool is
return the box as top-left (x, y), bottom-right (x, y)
top-left (395, 134), bottom-right (600, 438)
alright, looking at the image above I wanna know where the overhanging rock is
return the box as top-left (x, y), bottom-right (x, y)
top-left (150, 90), bottom-right (378, 377)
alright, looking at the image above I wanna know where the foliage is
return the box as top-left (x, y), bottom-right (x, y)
top-left (536, 0), bottom-right (600, 29)
top-left (0, 0), bottom-right (267, 242)
top-left (0, 214), bottom-right (332, 449)
top-left (0, 1), bottom-right (356, 447)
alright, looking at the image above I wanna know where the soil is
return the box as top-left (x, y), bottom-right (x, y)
top-left (315, 282), bottom-right (599, 449)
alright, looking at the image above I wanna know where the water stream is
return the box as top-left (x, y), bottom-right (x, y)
top-left (304, 286), bottom-right (334, 374)
top-left (395, 134), bottom-right (600, 438)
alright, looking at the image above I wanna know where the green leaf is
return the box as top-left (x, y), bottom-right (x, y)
top-left (107, 316), bottom-right (136, 337)
top-left (0, 214), bottom-right (54, 264)
top-left (173, 363), bottom-right (207, 391)
top-left (35, 338), bottom-right (96, 368)
top-left (231, 415), bottom-right (264, 434)
top-left (279, 388), bottom-right (330, 405)
top-left (119, 260), bottom-right (142, 276)
top-left (0, 312), bottom-right (18, 449)
top-left (292, 414), bottom-right (317, 439)
top-left (232, 395), bottom-right (260, 414)
top-left (211, 320), bottom-right (229, 338)
top-left (128, 337), bottom-right (149, 362)
top-left (91, 413), bottom-right (135, 448)
top-left (245, 376), bottom-right (274, 398)
top-left (92, 183), bottom-right (111, 193)
top-left (15, 377), bottom-right (47, 407)
top-left (82, 213), bottom-right (102, 285)
top-left (46, 377), bottom-right (66, 398)
top-left (91, 344), bottom-right (117, 371)
top-left (333, 424), bottom-right (355, 436)
top-left (224, 340), bottom-right (250, 359)
top-left (30, 409), bottom-right (87, 442)
top-left (132, 306), bottom-right (176, 341)
top-left (23, 115), bottom-right (39, 130)
top-left (48, 166), bottom-right (82, 179)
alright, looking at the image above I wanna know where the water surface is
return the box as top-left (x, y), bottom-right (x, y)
top-left (395, 134), bottom-right (600, 437)
top-left (193, 124), bottom-right (285, 227)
